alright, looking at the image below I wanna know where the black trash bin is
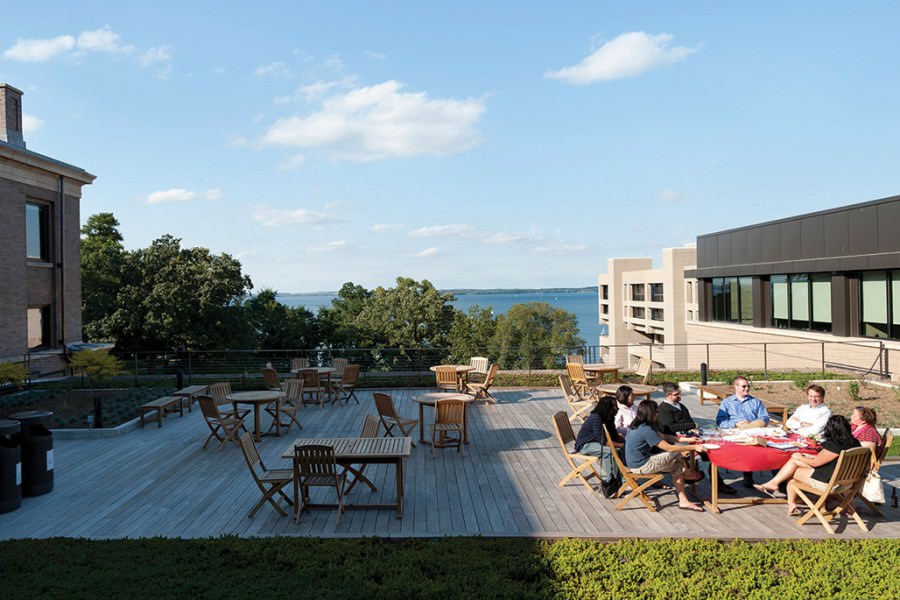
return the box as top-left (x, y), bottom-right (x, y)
top-left (0, 419), bottom-right (21, 513)
top-left (10, 411), bottom-right (54, 497)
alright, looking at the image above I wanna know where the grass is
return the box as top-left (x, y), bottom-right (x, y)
top-left (0, 537), bottom-right (898, 599)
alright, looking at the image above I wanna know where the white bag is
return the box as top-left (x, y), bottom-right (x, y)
top-left (862, 471), bottom-right (885, 504)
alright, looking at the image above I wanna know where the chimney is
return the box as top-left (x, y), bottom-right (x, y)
top-left (0, 83), bottom-right (26, 148)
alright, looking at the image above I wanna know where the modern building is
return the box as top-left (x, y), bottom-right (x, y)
top-left (597, 244), bottom-right (698, 369)
top-left (0, 83), bottom-right (96, 376)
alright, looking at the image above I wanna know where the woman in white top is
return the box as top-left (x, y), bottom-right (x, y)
top-left (785, 384), bottom-right (831, 437)
top-left (613, 385), bottom-right (637, 438)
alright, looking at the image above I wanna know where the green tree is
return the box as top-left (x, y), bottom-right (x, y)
top-left (110, 235), bottom-right (253, 350)
top-left (492, 302), bottom-right (584, 369)
top-left (243, 288), bottom-right (320, 349)
top-left (81, 213), bottom-right (127, 342)
top-left (355, 277), bottom-right (457, 350)
top-left (447, 305), bottom-right (497, 362)
top-left (318, 282), bottom-right (372, 348)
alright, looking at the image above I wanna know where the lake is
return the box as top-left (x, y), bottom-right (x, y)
top-left (277, 289), bottom-right (603, 346)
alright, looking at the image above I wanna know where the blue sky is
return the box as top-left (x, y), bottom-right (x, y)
top-left (3, 1), bottom-right (900, 292)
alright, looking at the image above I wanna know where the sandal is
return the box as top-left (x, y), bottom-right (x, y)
top-left (753, 484), bottom-right (779, 498)
top-left (787, 507), bottom-right (802, 517)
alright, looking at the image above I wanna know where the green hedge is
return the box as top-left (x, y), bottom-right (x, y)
top-left (1, 537), bottom-right (897, 599)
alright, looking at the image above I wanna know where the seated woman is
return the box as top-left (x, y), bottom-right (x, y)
top-left (624, 399), bottom-right (706, 512)
top-left (754, 415), bottom-right (861, 516)
top-left (850, 406), bottom-right (883, 453)
top-left (785, 384), bottom-right (831, 437)
top-left (613, 385), bottom-right (637, 438)
top-left (574, 396), bottom-right (625, 498)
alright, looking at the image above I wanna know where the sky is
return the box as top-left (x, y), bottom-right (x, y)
top-left (3, 1), bottom-right (900, 293)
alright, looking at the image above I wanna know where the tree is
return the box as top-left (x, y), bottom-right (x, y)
top-left (492, 302), bottom-right (584, 369)
top-left (81, 213), bottom-right (127, 342)
top-left (447, 305), bottom-right (497, 362)
top-left (318, 282), bottom-right (372, 348)
top-left (355, 277), bottom-right (457, 350)
top-left (243, 288), bottom-right (320, 349)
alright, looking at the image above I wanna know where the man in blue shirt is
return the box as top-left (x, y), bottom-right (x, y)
top-left (715, 376), bottom-right (770, 487)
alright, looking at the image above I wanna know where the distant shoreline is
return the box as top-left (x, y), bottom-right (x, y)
top-left (277, 286), bottom-right (598, 297)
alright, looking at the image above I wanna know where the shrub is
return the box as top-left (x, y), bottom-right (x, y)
top-left (0, 361), bottom-right (28, 388)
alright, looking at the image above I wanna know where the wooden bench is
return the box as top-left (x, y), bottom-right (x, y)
top-left (140, 396), bottom-right (184, 428)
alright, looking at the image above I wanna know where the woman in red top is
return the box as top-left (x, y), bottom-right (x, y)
top-left (850, 406), bottom-right (883, 453)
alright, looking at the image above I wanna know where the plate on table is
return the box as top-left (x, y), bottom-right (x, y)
top-left (702, 443), bottom-right (721, 450)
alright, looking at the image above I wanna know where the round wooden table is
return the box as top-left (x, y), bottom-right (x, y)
top-left (429, 365), bottom-right (474, 392)
top-left (291, 366), bottom-right (337, 402)
top-left (228, 391), bottom-right (284, 441)
top-left (596, 382), bottom-right (657, 400)
top-left (583, 363), bottom-right (620, 383)
top-left (412, 392), bottom-right (476, 445)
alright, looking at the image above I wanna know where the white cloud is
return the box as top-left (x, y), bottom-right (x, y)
top-left (139, 46), bottom-right (172, 67)
top-left (659, 188), bottom-right (689, 202)
top-left (484, 231), bottom-right (534, 245)
top-left (411, 247), bottom-right (440, 258)
top-left (545, 32), bottom-right (698, 85)
top-left (370, 223), bottom-right (404, 233)
top-left (146, 187), bottom-right (221, 204)
top-left (408, 224), bottom-right (477, 238)
top-left (260, 80), bottom-right (486, 162)
top-left (251, 206), bottom-right (336, 227)
top-left (2, 35), bottom-right (75, 62)
top-left (22, 114), bottom-right (43, 134)
top-left (255, 61), bottom-right (292, 78)
top-left (276, 154), bottom-right (306, 170)
top-left (76, 26), bottom-right (133, 54)
top-left (308, 240), bottom-right (347, 253)
top-left (363, 50), bottom-right (387, 60)
top-left (534, 242), bottom-right (589, 254)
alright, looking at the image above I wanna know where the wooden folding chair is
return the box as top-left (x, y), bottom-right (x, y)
top-left (331, 364), bottom-right (360, 404)
top-left (329, 357), bottom-right (348, 379)
top-left (292, 444), bottom-right (347, 525)
top-left (468, 356), bottom-right (490, 383)
top-left (209, 381), bottom-right (249, 420)
top-left (198, 395), bottom-right (247, 451)
top-left (238, 432), bottom-right (293, 518)
top-left (291, 357), bottom-right (310, 371)
top-left (634, 357), bottom-right (653, 385)
top-left (435, 366), bottom-right (459, 392)
top-left (266, 378), bottom-right (303, 434)
top-left (602, 424), bottom-right (664, 512)
top-left (261, 366), bottom-right (283, 391)
top-left (565, 354), bottom-right (584, 364)
top-left (373, 393), bottom-right (419, 445)
top-left (860, 430), bottom-right (893, 517)
top-left (343, 414), bottom-right (380, 495)
top-left (565, 362), bottom-right (597, 400)
top-left (789, 446), bottom-right (872, 534)
top-left (297, 369), bottom-right (326, 408)
top-left (432, 398), bottom-right (466, 455)
top-left (466, 363), bottom-right (499, 404)
top-left (559, 374), bottom-right (593, 424)
top-left (551, 411), bottom-right (603, 493)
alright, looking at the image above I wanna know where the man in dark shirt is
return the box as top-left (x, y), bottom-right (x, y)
top-left (658, 382), bottom-right (736, 495)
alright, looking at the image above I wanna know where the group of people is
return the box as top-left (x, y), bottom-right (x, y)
top-left (572, 375), bottom-right (885, 515)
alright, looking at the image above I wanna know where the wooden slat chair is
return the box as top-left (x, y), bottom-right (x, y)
top-left (467, 356), bottom-right (490, 383)
top-left (432, 398), bottom-right (466, 455)
top-left (261, 366), bottom-right (284, 391)
top-left (209, 381), bottom-right (249, 420)
top-left (602, 424), bottom-right (664, 512)
top-left (788, 445), bottom-right (872, 534)
top-left (343, 414), bottom-right (381, 495)
top-left (565, 362), bottom-right (597, 400)
top-left (292, 444), bottom-right (347, 525)
top-left (238, 432), bottom-right (293, 518)
top-left (860, 430), bottom-right (893, 517)
top-left (331, 364), bottom-right (360, 404)
top-left (291, 357), bottom-right (310, 371)
top-left (297, 369), bottom-right (326, 408)
top-left (373, 392), bottom-right (419, 445)
top-left (634, 357), bottom-right (653, 385)
top-left (466, 363), bottom-right (499, 404)
top-left (198, 395), bottom-right (248, 451)
top-left (551, 411), bottom-right (603, 493)
top-left (265, 378), bottom-right (303, 434)
top-left (565, 354), bottom-right (584, 364)
top-left (435, 366), bottom-right (459, 392)
top-left (559, 374), bottom-right (593, 424)
top-left (329, 357), bottom-right (348, 379)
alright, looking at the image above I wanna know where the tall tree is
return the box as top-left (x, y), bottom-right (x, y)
top-left (492, 302), bottom-right (584, 369)
top-left (318, 282), bottom-right (372, 348)
top-left (355, 277), bottom-right (457, 350)
top-left (447, 305), bottom-right (497, 362)
top-left (243, 288), bottom-right (320, 349)
top-left (80, 213), bottom-right (126, 342)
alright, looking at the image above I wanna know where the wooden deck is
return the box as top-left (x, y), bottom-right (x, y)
top-left (2, 387), bottom-right (897, 540)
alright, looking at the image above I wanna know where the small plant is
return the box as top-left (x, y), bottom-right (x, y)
top-left (848, 380), bottom-right (861, 402)
top-left (69, 350), bottom-right (123, 428)
top-left (792, 372), bottom-right (815, 390)
top-left (0, 361), bottom-right (28, 388)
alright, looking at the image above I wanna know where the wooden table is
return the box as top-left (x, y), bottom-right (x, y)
top-left (281, 436), bottom-right (412, 518)
top-left (173, 384), bottom-right (209, 412)
top-left (228, 390), bottom-right (284, 441)
top-left (291, 367), bottom-right (337, 402)
top-left (412, 392), bottom-right (477, 445)
top-left (695, 384), bottom-right (788, 424)
top-left (429, 365), bottom-right (473, 392)
top-left (596, 382), bottom-right (657, 400)
top-left (583, 363), bottom-right (620, 384)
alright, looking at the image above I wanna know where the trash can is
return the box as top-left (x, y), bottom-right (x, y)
top-left (10, 411), bottom-right (54, 497)
top-left (0, 419), bottom-right (21, 513)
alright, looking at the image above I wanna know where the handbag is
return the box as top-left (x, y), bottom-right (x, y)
top-left (862, 470), bottom-right (885, 504)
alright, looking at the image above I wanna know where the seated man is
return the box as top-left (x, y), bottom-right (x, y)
top-left (658, 382), bottom-right (736, 495)
top-left (715, 376), bottom-right (770, 487)
top-left (625, 399), bottom-right (706, 511)
top-left (785, 384), bottom-right (831, 437)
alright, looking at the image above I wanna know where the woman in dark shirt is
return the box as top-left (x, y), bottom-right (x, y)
top-left (574, 396), bottom-right (624, 496)
top-left (754, 415), bottom-right (861, 516)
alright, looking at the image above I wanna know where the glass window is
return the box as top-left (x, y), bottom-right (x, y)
top-left (650, 283), bottom-right (664, 302)
top-left (26, 202), bottom-right (50, 261)
top-left (811, 273), bottom-right (832, 331)
top-left (738, 277), bottom-right (753, 325)
top-left (791, 274), bottom-right (809, 321)
top-left (651, 308), bottom-right (664, 321)
top-left (862, 271), bottom-right (889, 338)
top-left (632, 307), bottom-right (645, 319)
top-left (27, 306), bottom-right (50, 349)
top-left (600, 285), bottom-right (608, 300)
top-left (631, 284), bottom-right (645, 301)
top-left (771, 273), bottom-right (831, 332)
top-left (712, 276), bottom-right (752, 324)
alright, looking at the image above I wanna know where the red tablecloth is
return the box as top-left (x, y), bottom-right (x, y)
top-left (706, 439), bottom-right (818, 472)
